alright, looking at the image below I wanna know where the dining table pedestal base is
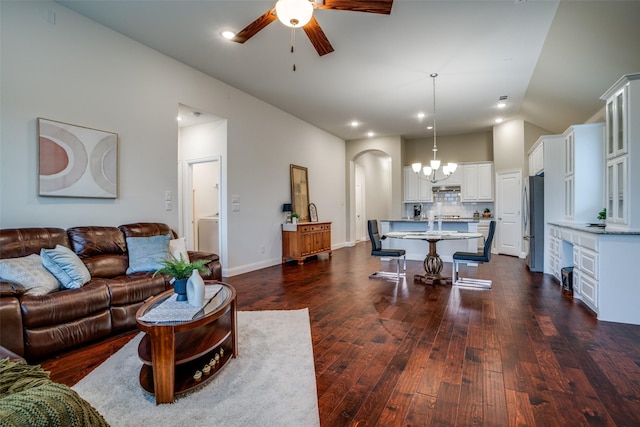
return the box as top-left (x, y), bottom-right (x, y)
top-left (414, 238), bottom-right (452, 286)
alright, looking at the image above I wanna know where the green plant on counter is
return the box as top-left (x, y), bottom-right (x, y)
top-left (597, 208), bottom-right (606, 221)
top-left (484, 208), bottom-right (491, 214)
top-left (291, 212), bottom-right (300, 219)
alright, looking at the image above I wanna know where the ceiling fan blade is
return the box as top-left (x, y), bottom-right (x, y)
top-left (317, 0), bottom-right (393, 15)
top-left (303, 16), bottom-right (334, 56)
top-left (232, 8), bottom-right (277, 44)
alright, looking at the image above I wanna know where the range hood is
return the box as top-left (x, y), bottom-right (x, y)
top-left (432, 185), bottom-right (461, 193)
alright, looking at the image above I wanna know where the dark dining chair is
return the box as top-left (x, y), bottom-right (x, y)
top-left (367, 219), bottom-right (406, 281)
top-left (452, 220), bottom-right (496, 288)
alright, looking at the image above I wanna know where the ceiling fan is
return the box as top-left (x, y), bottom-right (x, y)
top-left (231, 0), bottom-right (394, 56)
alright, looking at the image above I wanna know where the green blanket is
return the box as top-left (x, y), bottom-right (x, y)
top-left (0, 359), bottom-right (108, 427)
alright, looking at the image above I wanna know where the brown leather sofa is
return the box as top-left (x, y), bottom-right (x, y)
top-left (0, 222), bottom-right (221, 362)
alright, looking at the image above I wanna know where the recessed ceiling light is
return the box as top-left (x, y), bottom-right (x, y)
top-left (350, 120), bottom-right (359, 127)
top-left (367, 131), bottom-right (375, 137)
top-left (176, 116), bottom-right (183, 121)
top-left (221, 30), bottom-right (235, 40)
top-left (417, 112), bottom-right (425, 119)
top-left (497, 102), bottom-right (506, 109)
top-left (426, 126), bottom-right (433, 130)
top-left (495, 118), bottom-right (503, 124)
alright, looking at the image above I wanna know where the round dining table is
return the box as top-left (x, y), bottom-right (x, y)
top-left (384, 231), bottom-right (483, 285)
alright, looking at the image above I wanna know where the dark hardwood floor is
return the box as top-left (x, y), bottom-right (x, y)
top-left (41, 242), bottom-right (640, 426)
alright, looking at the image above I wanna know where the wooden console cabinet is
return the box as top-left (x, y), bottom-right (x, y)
top-left (282, 221), bottom-right (332, 265)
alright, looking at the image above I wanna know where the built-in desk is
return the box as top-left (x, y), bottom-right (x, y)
top-left (548, 221), bottom-right (640, 325)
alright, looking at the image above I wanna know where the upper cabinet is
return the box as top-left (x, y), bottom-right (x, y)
top-left (403, 166), bottom-right (432, 202)
top-left (562, 123), bottom-right (604, 223)
top-left (601, 73), bottom-right (640, 230)
top-left (462, 162), bottom-right (493, 202)
top-left (528, 139), bottom-right (544, 176)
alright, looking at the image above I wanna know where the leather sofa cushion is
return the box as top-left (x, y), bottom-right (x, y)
top-left (20, 281), bottom-right (110, 329)
top-left (67, 226), bottom-right (128, 278)
top-left (0, 228), bottom-right (69, 259)
top-left (119, 222), bottom-right (176, 239)
top-left (24, 310), bottom-right (112, 361)
top-left (106, 274), bottom-right (167, 306)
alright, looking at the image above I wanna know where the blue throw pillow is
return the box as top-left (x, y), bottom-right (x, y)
top-left (41, 245), bottom-right (92, 289)
top-left (126, 234), bottom-right (171, 274)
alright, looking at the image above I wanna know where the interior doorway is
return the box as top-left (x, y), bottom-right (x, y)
top-left (177, 104), bottom-right (226, 269)
top-left (353, 150), bottom-right (392, 243)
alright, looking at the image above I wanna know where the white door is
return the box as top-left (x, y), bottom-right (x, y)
top-left (355, 183), bottom-right (364, 242)
top-left (496, 170), bottom-right (522, 256)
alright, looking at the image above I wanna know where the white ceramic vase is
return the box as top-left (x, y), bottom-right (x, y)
top-left (186, 269), bottom-right (205, 307)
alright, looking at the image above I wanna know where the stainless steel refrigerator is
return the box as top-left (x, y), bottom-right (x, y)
top-left (524, 175), bottom-right (544, 272)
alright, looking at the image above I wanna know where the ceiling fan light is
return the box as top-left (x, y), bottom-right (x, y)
top-left (275, 0), bottom-right (314, 28)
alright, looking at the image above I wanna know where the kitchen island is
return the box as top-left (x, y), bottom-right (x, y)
top-left (380, 219), bottom-right (480, 263)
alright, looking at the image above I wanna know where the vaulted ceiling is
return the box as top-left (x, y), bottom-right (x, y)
top-left (58, 0), bottom-right (640, 140)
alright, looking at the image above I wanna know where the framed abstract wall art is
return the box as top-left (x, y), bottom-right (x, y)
top-left (38, 118), bottom-right (118, 198)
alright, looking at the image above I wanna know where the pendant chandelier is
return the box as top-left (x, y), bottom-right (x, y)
top-left (411, 73), bottom-right (458, 183)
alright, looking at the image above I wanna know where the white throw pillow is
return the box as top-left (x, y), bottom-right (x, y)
top-left (41, 244), bottom-right (92, 289)
top-left (169, 237), bottom-right (190, 263)
top-left (0, 254), bottom-right (60, 295)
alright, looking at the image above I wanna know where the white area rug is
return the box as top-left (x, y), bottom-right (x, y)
top-left (72, 309), bottom-right (320, 426)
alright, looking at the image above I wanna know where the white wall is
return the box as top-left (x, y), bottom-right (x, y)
top-left (493, 120), bottom-right (525, 173)
top-left (0, 1), bottom-right (346, 276)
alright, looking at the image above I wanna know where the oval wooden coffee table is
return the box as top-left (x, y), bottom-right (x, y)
top-left (135, 281), bottom-right (237, 404)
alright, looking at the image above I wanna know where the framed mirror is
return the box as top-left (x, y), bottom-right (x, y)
top-left (290, 164), bottom-right (309, 222)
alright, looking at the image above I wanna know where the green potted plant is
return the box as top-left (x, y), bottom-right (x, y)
top-left (153, 254), bottom-right (211, 301)
top-left (482, 208), bottom-right (491, 218)
top-left (291, 212), bottom-right (300, 224)
top-left (597, 208), bottom-right (606, 226)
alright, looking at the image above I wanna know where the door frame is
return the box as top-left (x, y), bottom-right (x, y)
top-left (180, 156), bottom-right (222, 253)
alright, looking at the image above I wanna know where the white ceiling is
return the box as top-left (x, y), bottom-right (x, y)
top-left (58, 0), bottom-right (640, 140)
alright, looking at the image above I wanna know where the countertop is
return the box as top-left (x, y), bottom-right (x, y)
top-left (382, 218), bottom-right (480, 223)
top-left (549, 221), bottom-right (640, 235)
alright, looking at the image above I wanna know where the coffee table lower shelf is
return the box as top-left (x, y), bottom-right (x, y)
top-left (138, 333), bottom-right (234, 398)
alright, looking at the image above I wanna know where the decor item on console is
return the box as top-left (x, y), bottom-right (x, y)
top-left (291, 212), bottom-right (300, 224)
top-left (290, 164), bottom-right (310, 222)
top-left (411, 73), bottom-right (458, 184)
top-left (153, 254), bottom-right (211, 302)
top-left (483, 208), bottom-right (491, 218)
top-left (282, 203), bottom-right (293, 223)
top-left (309, 203), bottom-right (318, 222)
top-left (0, 223), bottom-right (221, 363)
top-left (38, 118), bottom-right (118, 199)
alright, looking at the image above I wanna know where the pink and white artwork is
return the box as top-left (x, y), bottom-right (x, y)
top-left (38, 118), bottom-right (118, 198)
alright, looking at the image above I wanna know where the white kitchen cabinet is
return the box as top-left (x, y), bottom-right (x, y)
top-left (562, 123), bottom-right (604, 223)
top-left (461, 162), bottom-right (493, 202)
top-left (601, 73), bottom-right (640, 230)
top-left (403, 166), bottom-right (432, 203)
top-left (528, 140), bottom-right (544, 176)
